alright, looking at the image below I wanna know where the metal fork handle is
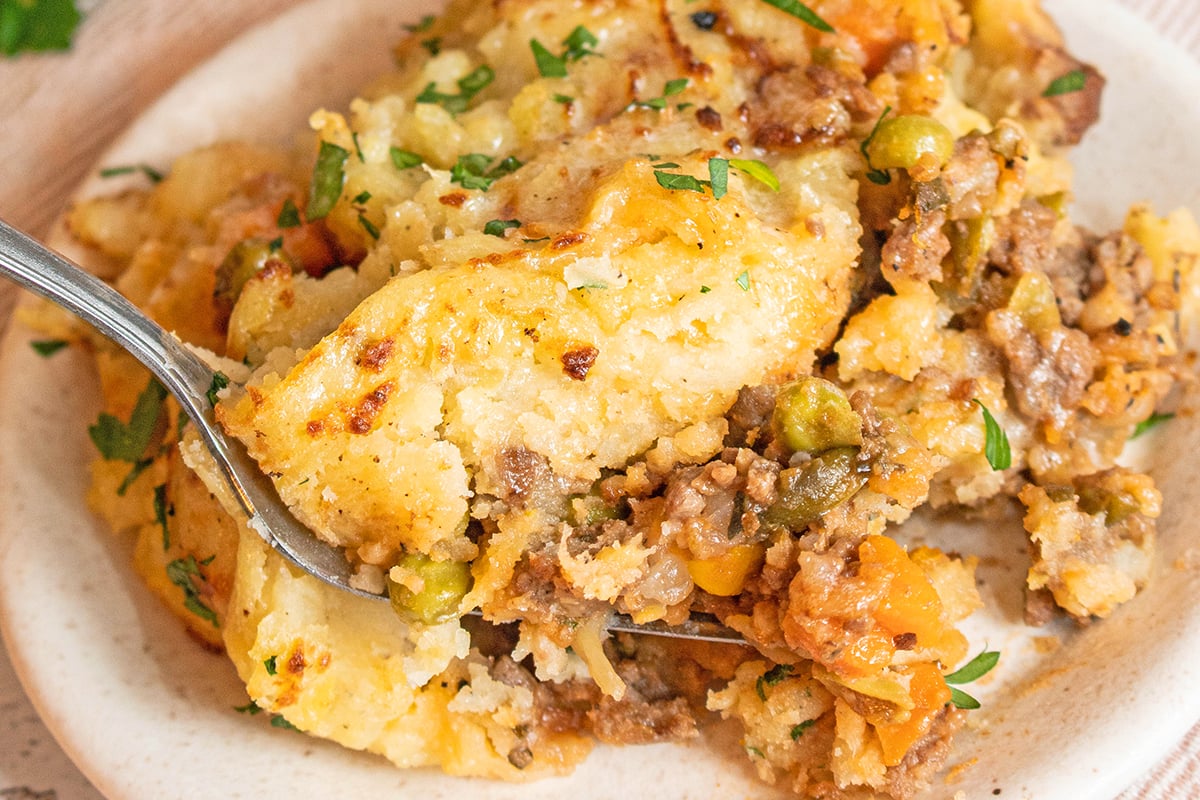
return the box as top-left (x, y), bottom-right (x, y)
top-left (0, 218), bottom-right (369, 597)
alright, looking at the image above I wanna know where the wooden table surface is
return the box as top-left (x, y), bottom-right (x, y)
top-left (0, 2), bottom-right (1197, 798)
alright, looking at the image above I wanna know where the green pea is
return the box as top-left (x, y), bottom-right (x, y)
top-left (762, 447), bottom-right (868, 530)
top-left (386, 552), bottom-right (473, 626)
top-left (773, 377), bottom-right (862, 454)
top-left (866, 115), bottom-right (955, 171)
top-left (213, 238), bottom-right (293, 308)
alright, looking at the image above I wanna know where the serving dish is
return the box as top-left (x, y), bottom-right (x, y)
top-left (1, 0), bottom-right (1198, 797)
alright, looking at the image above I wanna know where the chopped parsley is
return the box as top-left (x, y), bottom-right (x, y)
top-left (420, 37), bottom-right (441, 56)
top-left (351, 190), bottom-right (372, 205)
top-left (450, 152), bottom-right (523, 191)
top-left (98, 163), bottom-right (163, 183)
top-left (264, 655), bottom-right (278, 675)
top-left (1132, 411), bottom-right (1175, 438)
top-left (403, 14), bottom-right (435, 33)
top-left (553, 93), bottom-right (574, 105)
top-left (305, 140), bottom-right (349, 221)
top-left (29, 338), bottom-right (67, 357)
top-left (89, 378), bottom-right (166, 464)
top-left (206, 371), bottom-right (230, 407)
top-left (233, 701), bottom-right (263, 715)
top-left (276, 198), bottom-right (301, 229)
top-left (0, 0), bottom-right (82, 56)
top-left (484, 218), bottom-right (521, 237)
top-left (654, 170), bottom-right (707, 193)
top-left (735, 270), bottom-right (751, 291)
top-left (358, 213), bottom-right (380, 239)
top-left (700, 285), bottom-right (712, 293)
top-left (154, 483), bottom-right (170, 549)
top-left (708, 156), bottom-right (729, 199)
top-left (1042, 68), bottom-right (1087, 97)
top-left (530, 25), bottom-right (599, 78)
top-left (165, 555), bottom-right (218, 627)
top-left (729, 158), bottom-right (781, 191)
top-left (861, 105), bottom-right (893, 185)
top-left (755, 663), bottom-right (794, 701)
top-left (974, 400), bottom-right (1011, 471)
top-left (653, 156), bottom-right (743, 198)
top-left (270, 714), bottom-right (300, 731)
top-left (390, 146), bottom-right (423, 169)
top-left (790, 719), bottom-right (816, 740)
top-left (759, 0), bottom-right (834, 33)
top-left (416, 64), bottom-right (495, 114)
top-left (629, 77), bottom-right (689, 110)
top-left (944, 649), bottom-right (1000, 710)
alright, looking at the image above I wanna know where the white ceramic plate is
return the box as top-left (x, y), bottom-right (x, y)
top-left (1, 1), bottom-right (1199, 798)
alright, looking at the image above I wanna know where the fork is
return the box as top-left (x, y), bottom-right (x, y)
top-left (0, 218), bottom-right (745, 645)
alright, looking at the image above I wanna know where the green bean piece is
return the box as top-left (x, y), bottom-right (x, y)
top-left (762, 447), bottom-right (868, 529)
top-left (773, 377), bottom-right (862, 454)
top-left (387, 552), bottom-right (473, 626)
top-left (214, 238), bottom-right (293, 308)
top-left (865, 115), bottom-right (955, 172)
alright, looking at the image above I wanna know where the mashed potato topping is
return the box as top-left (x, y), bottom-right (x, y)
top-left (58, 0), bottom-right (1200, 797)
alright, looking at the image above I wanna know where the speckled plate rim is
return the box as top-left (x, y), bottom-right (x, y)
top-left (1, 1), bottom-right (1199, 798)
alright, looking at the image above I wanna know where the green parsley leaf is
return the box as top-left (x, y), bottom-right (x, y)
top-left (736, 270), bottom-right (751, 291)
top-left (305, 140), bottom-right (349, 221)
top-left (949, 687), bottom-right (981, 710)
top-left (708, 157), bottom-right (729, 200)
top-left (530, 38), bottom-right (567, 78)
top-left (166, 555), bottom-right (218, 627)
top-left (233, 701), bottom-right (263, 715)
top-left (88, 378), bottom-right (166, 463)
top-left (974, 400), bottom-right (1011, 470)
top-left (416, 64), bottom-right (495, 114)
top-left (1132, 411), bottom-right (1174, 439)
top-left (351, 190), bottom-right (372, 205)
top-left (861, 105), bottom-right (893, 185)
top-left (264, 655), bottom-right (278, 675)
top-left (98, 163), bottom-right (163, 183)
top-left (450, 152), bottom-right (523, 191)
top-left (754, 663), bottom-right (794, 700)
top-left (484, 218), bottom-right (522, 237)
top-left (759, 0), bottom-right (835, 33)
top-left (562, 25), bottom-right (599, 61)
top-left (206, 371), bottom-right (230, 407)
top-left (654, 170), bottom-right (707, 193)
top-left (403, 14), bottom-right (435, 33)
top-left (154, 483), bottom-right (170, 549)
top-left (700, 285), bottom-right (712, 293)
top-left (390, 147), bottom-right (423, 169)
top-left (944, 649), bottom-right (1000, 684)
top-left (663, 77), bottom-right (689, 96)
top-left (29, 338), bottom-right (67, 357)
top-left (790, 719), bottom-right (816, 740)
top-left (270, 714), bottom-right (300, 731)
top-left (553, 93), bottom-right (574, 104)
top-left (351, 132), bottom-right (365, 163)
top-left (630, 77), bottom-right (689, 110)
top-left (358, 213), bottom-right (380, 240)
top-left (729, 158), bottom-right (781, 191)
top-left (420, 37), bottom-right (441, 56)
top-left (1042, 68), bottom-right (1087, 98)
top-left (276, 198), bottom-right (301, 229)
top-left (0, 0), bottom-right (82, 56)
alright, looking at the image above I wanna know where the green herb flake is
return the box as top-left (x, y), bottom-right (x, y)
top-left (403, 14), bottom-right (435, 33)
top-left (755, 663), bottom-right (794, 700)
top-left (154, 483), bottom-right (170, 550)
top-left (351, 190), bottom-right (372, 206)
top-left (358, 213), bottom-right (381, 240)
top-left (949, 687), bottom-right (981, 710)
top-left (654, 170), bottom-right (707, 193)
top-left (351, 132), bottom-right (365, 163)
top-left (276, 198), bottom-right (301, 229)
top-left (944, 649), bottom-right (1000, 685)
top-left (264, 655), bottom-right (278, 675)
top-left (206, 371), bottom-right (230, 407)
top-left (416, 64), bottom-right (495, 114)
top-left (1132, 411), bottom-right (1175, 439)
top-left (420, 37), bottom-right (441, 56)
top-left (746, 745), bottom-right (765, 758)
top-left (450, 152), bottom-right (523, 192)
top-left (630, 78), bottom-right (689, 110)
top-left (790, 719), bottom-right (816, 740)
top-left (700, 285), bottom-right (712, 293)
top-left (553, 93), bottom-right (574, 104)
top-left (861, 105), bottom-right (893, 185)
top-left (165, 555), bottom-right (218, 627)
top-left (562, 25), bottom-right (599, 61)
top-left (267, 236), bottom-right (284, 252)
top-left (484, 218), bottom-right (522, 237)
top-left (736, 270), bottom-right (751, 291)
top-left (305, 140), bottom-right (349, 221)
top-left (1042, 68), bottom-right (1088, 98)
top-left (530, 38), bottom-right (567, 78)
top-left (270, 714), bottom-right (300, 731)
top-left (974, 400), bottom-right (1011, 470)
top-left (30, 338), bottom-right (67, 357)
top-left (233, 701), bottom-right (262, 715)
top-left (759, 0), bottom-right (835, 33)
top-left (390, 147), bottom-right (423, 170)
top-left (1, 0), bottom-right (83, 57)
top-left (708, 157), bottom-right (729, 200)
top-left (730, 158), bottom-right (781, 191)
top-left (98, 163), bottom-right (163, 183)
top-left (89, 378), bottom-right (167, 463)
